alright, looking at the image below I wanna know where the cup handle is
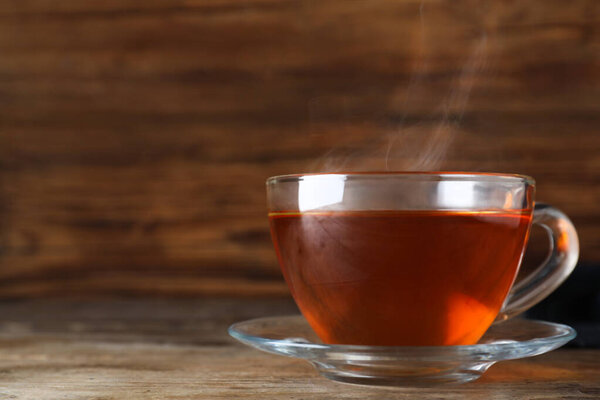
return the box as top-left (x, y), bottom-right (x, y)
top-left (496, 203), bottom-right (580, 321)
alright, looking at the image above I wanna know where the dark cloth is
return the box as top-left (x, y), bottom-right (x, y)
top-left (526, 263), bottom-right (600, 348)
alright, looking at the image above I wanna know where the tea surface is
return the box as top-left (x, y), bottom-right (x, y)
top-left (269, 210), bottom-right (532, 345)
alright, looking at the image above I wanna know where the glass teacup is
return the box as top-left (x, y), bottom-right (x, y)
top-left (267, 172), bottom-right (579, 346)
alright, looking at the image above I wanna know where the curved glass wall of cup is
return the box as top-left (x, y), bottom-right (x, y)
top-left (267, 172), bottom-right (535, 213)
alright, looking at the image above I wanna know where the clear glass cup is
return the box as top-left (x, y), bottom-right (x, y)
top-left (266, 172), bottom-right (579, 346)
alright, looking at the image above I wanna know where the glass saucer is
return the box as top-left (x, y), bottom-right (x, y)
top-left (228, 315), bottom-right (575, 386)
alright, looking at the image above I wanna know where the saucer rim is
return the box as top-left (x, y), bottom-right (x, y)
top-left (228, 315), bottom-right (576, 360)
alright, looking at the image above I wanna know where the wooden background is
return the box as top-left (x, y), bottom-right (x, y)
top-left (0, 0), bottom-right (598, 298)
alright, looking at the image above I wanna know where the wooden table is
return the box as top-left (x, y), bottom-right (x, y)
top-left (0, 299), bottom-right (598, 399)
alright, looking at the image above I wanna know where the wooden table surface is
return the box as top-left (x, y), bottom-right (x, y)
top-left (0, 298), bottom-right (598, 399)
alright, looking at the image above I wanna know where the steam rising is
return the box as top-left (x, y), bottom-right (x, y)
top-left (310, 3), bottom-right (490, 173)
top-left (386, 31), bottom-right (488, 172)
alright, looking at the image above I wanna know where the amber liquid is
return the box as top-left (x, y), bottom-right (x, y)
top-left (269, 210), bottom-right (532, 346)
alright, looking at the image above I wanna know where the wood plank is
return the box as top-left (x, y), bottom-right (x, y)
top-left (0, 0), bottom-right (599, 297)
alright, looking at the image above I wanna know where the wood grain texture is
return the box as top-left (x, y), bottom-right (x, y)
top-left (0, 299), bottom-right (598, 399)
top-left (0, 0), bottom-right (599, 297)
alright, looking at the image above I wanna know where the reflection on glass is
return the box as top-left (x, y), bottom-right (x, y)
top-left (298, 175), bottom-right (346, 211)
top-left (437, 181), bottom-right (476, 209)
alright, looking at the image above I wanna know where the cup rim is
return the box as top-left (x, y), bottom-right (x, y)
top-left (267, 171), bottom-right (535, 185)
